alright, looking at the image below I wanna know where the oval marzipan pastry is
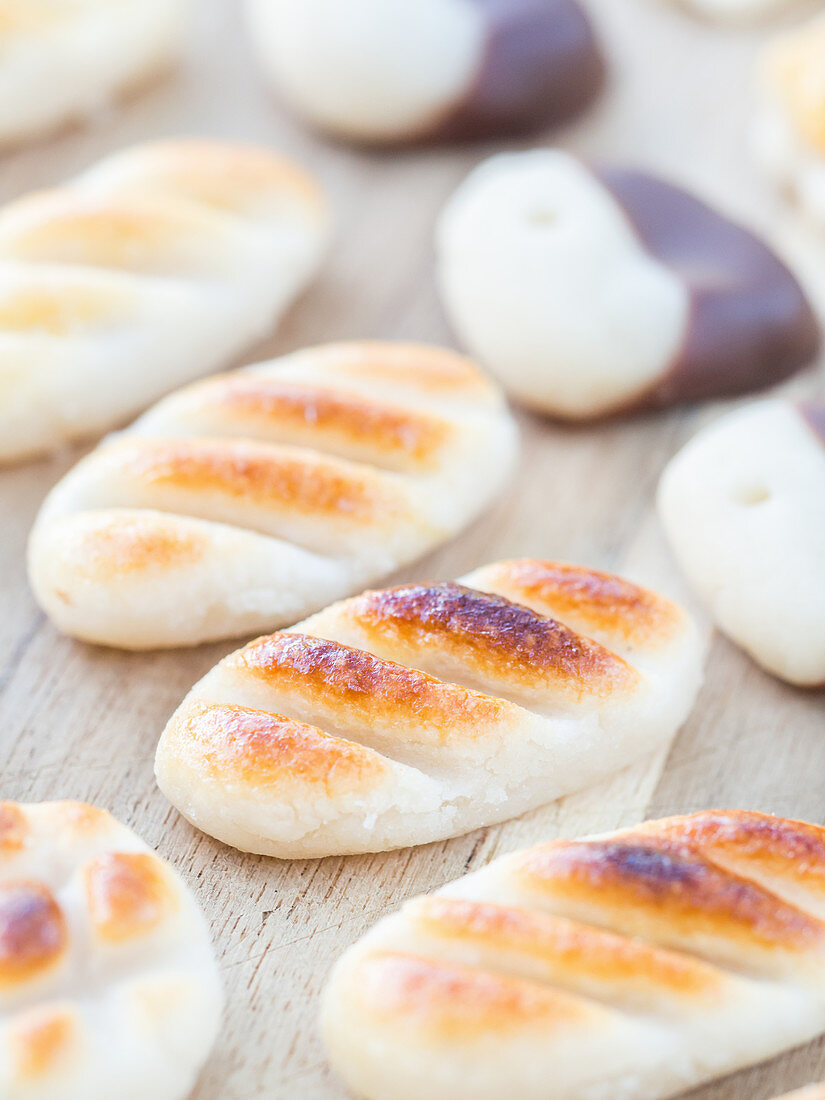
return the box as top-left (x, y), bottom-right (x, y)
top-left (0, 139), bottom-right (330, 464)
top-left (322, 809), bottom-right (825, 1100)
top-left (0, 0), bottom-right (189, 148)
top-left (0, 800), bottom-right (221, 1100)
top-left (28, 342), bottom-right (518, 649)
top-left (658, 398), bottom-right (825, 686)
top-left (436, 149), bottom-right (819, 420)
top-left (155, 559), bottom-right (704, 857)
top-left (244, 0), bottom-right (605, 145)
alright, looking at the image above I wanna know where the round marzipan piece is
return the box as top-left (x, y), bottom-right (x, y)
top-left (436, 150), bottom-right (819, 420)
top-left (244, 0), bottom-right (605, 144)
top-left (0, 800), bottom-right (221, 1100)
top-left (658, 398), bottom-right (825, 686)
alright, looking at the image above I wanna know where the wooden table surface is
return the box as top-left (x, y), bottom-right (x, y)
top-left (1, 1), bottom-right (824, 1097)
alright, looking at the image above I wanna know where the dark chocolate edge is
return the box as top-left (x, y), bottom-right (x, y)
top-left (427, 0), bottom-right (607, 143)
top-left (592, 166), bottom-right (821, 412)
top-left (288, 0), bottom-right (606, 148)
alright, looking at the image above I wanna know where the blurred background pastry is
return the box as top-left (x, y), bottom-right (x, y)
top-left (0, 0), bottom-right (190, 149)
top-left (0, 139), bottom-right (330, 464)
top-left (243, 0), bottom-right (605, 145)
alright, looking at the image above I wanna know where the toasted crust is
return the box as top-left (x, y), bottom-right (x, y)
top-left (351, 952), bottom-right (604, 1041)
top-left (162, 700), bottom-right (391, 797)
top-left (513, 839), bottom-right (825, 967)
top-left (0, 801), bottom-right (221, 1100)
top-left (622, 810), bottom-right (825, 900)
top-left (0, 883), bottom-right (67, 989)
top-left (0, 804), bottom-right (26, 854)
top-left (322, 810), bottom-right (825, 1100)
top-left (340, 583), bottom-right (640, 701)
top-left (230, 633), bottom-right (511, 745)
top-left (409, 897), bottom-right (723, 1002)
top-left (7, 1007), bottom-right (78, 1084)
top-left (155, 560), bottom-right (703, 857)
top-left (155, 375), bottom-right (451, 472)
top-left (49, 511), bottom-right (209, 583)
top-left (85, 853), bottom-right (179, 944)
top-left (89, 437), bottom-right (418, 530)
top-left (29, 342), bottom-right (517, 648)
top-left (464, 560), bottom-right (686, 651)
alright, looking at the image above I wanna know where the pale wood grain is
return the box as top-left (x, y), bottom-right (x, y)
top-left (0, 1), bottom-right (823, 1097)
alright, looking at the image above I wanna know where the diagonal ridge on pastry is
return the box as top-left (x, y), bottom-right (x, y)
top-left (0, 800), bottom-right (221, 1100)
top-left (0, 139), bottom-right (330, 464)
top-left (154, 560), bottom-right (704, 857)
top-left (28, 342), bottom-right (518, 649)
top-left (321, 809), bottom-right (825, 1100)
top-left (0, 0), bottom-right (189, 149)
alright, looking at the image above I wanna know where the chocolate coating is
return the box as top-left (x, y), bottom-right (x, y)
top-left (800, 401), bottom-right (825, 445)
top-left (433, 0), bottom-right (606, 141)
top-left (596, 168), bottom-right (821, 410)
